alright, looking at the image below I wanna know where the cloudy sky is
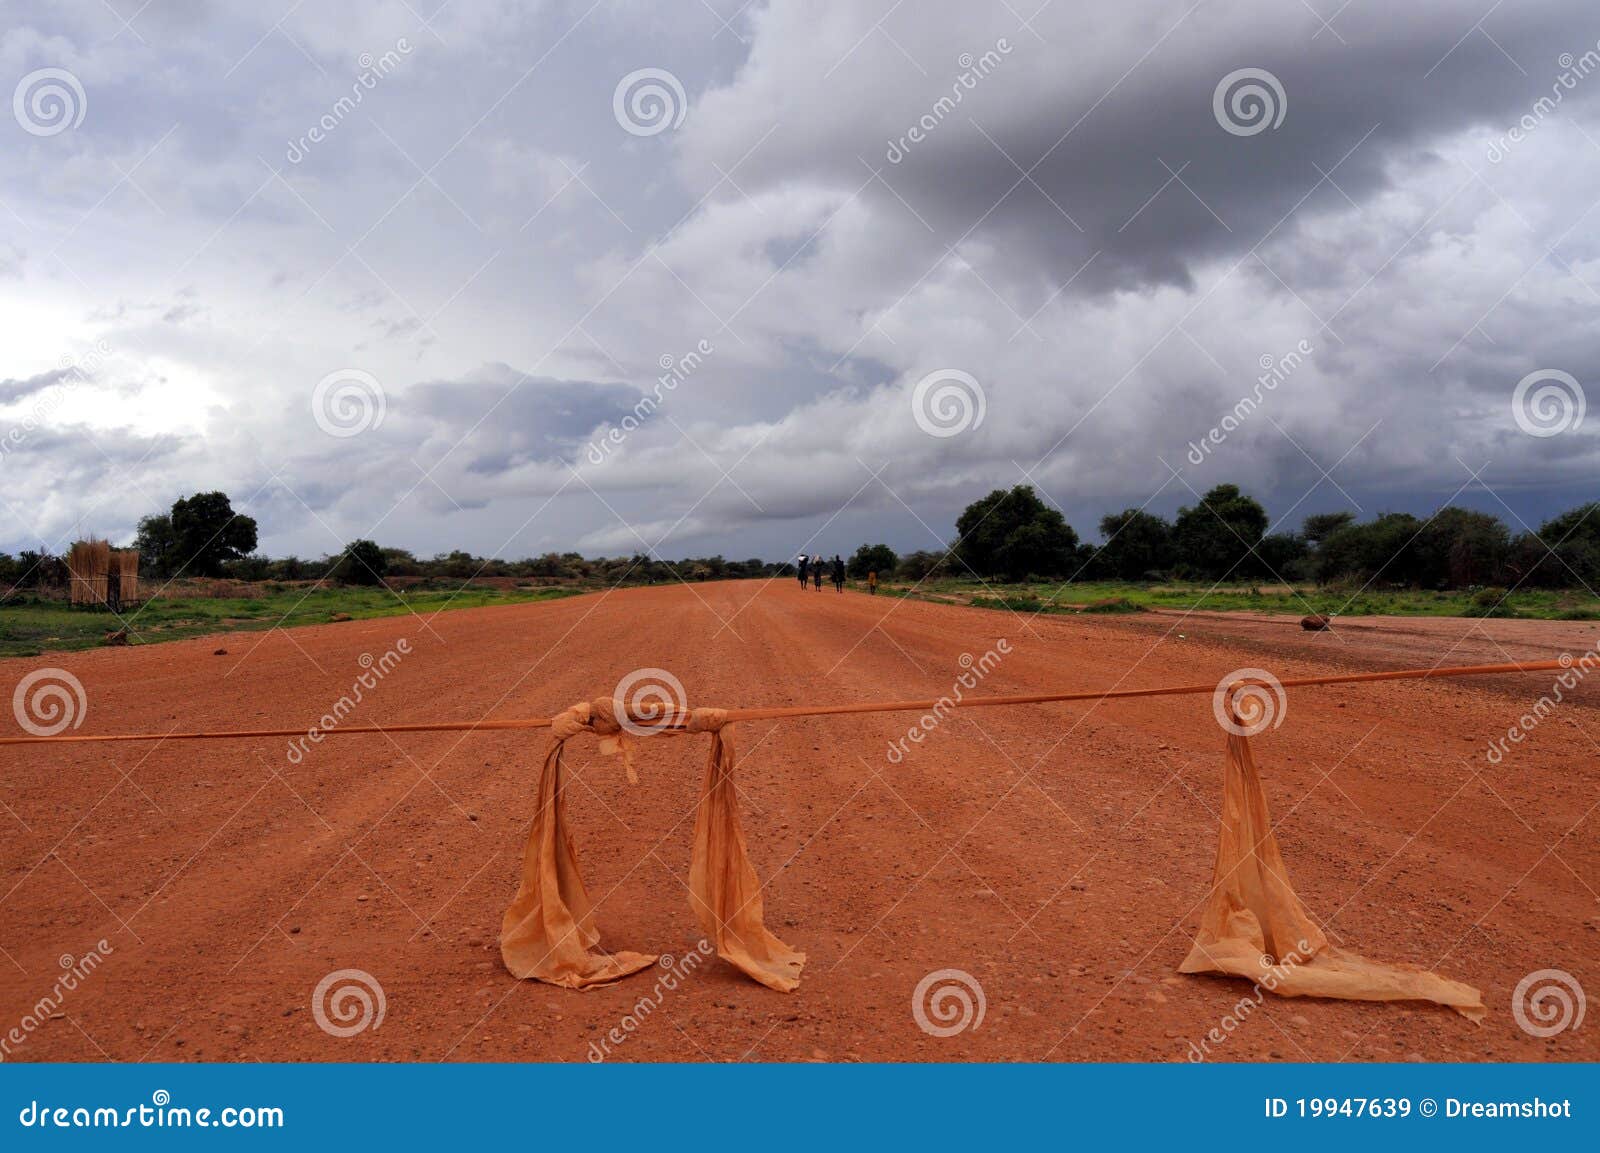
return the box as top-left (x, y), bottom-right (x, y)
top-left (2, 0), bottom-right (1597, 563)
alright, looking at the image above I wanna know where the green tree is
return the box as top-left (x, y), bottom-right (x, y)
top-left (1302, 511), bottom-right (1355, 545)
top-left (133, 513), bottom-right (179, 577)
top-left (1172, 484), bottom-right (1268, 579)
top-left (1094, 509), bottom-right (1174, 580)
top-left (335, 539), bottom-right (388, 586)
top-left (166, 492), bottom-right (258, 578)
top-left (1256, 532), bottom-right (1310, 580)
top-left (848, 543), bottom-right (898, 578)
top-left (1535, 502), bottom-right (1600, 588)
top-left (1315, 513), bottom-right (1424, 585)
top-left (894, 549), bottom-right (946, 581)
top-left (1415, 508), bottom-right (1509, 588)
top-left (954, 486), bottom-right (1079, 581)
top-left (227, 553), bottom-right (273, 581)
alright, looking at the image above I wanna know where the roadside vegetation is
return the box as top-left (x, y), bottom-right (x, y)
top-left (0, 583), bottom-right (583, 658)
top-left (875, 579), bottom-right (1600, 621)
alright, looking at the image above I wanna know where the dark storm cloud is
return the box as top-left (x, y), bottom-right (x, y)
top-left (698, 1), bottom-right (1600, 297)
top-left (407, 369), bottom-right (649, 472)
top-left (0, 368), bottom-right (75, 405)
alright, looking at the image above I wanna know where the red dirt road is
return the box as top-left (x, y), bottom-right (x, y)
top-left (1, 581), bottom-right (1596, 1062)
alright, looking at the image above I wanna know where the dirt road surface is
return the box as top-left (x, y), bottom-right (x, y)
top-left (1, 581), bottom-right (1595, 1062)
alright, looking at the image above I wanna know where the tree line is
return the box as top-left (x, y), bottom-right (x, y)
top-left (0, 492), bottom-right (792, 590)
top-left (4, 483), bottom-right (1596, 593)
top-left (848, 483), bottom-right (1600, 590)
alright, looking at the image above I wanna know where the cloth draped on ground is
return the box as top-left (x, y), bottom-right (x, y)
top-left (500, 698), bottom-right (805, 992)
top-left (1179, 714), bottom-right (1485, 1021)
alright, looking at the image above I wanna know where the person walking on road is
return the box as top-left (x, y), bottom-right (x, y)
top-left (832, 555), bottom-right (845, 593)
top-left (797, 555), bottom-right (808, 589)
top-left (868, 570), bottom-right (879, 595)
top-left (813, 563), bottom-right (823, 591)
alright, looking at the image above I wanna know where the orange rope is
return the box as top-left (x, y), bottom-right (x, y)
top-left (0, 658), bottom-right (1573, 747)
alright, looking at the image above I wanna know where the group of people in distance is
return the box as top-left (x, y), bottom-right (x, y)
top-left (796, 553), bottom-right (844, 593)
top-left (795, 554), bottom-right (880, 594)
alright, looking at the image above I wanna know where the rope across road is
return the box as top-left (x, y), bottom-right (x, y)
top-left (0, 657), bottom-right (1573, 746)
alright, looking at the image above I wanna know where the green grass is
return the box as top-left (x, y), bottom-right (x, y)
top-left (0, 584), bottom-right (586, 658)
top-left (883, 579), bottom-right (1600, 621)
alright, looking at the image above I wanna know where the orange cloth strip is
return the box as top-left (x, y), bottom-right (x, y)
top-left (500, 700), bottom-right (804, 993)
top-left (1180, 708), bottom-right (1485, 1019)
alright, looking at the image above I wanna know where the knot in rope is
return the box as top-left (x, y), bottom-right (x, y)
top-left (549, 698), bottom-right (639, 783)
top-left (685, 707), bottom-right (729, 734)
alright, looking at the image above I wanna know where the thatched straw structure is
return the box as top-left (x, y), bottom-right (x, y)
top-left (68, 539), bottom-right (110, 606)
top-left (67, 539), bottom-right (140, 610)
top-left (116, 548), bottom-right (139, 605)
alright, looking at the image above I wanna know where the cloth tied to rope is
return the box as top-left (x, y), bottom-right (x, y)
top-left (500, 698), bottom-right (805, 992)
top-left (1179, 692), bottom-right (1484, 1020)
